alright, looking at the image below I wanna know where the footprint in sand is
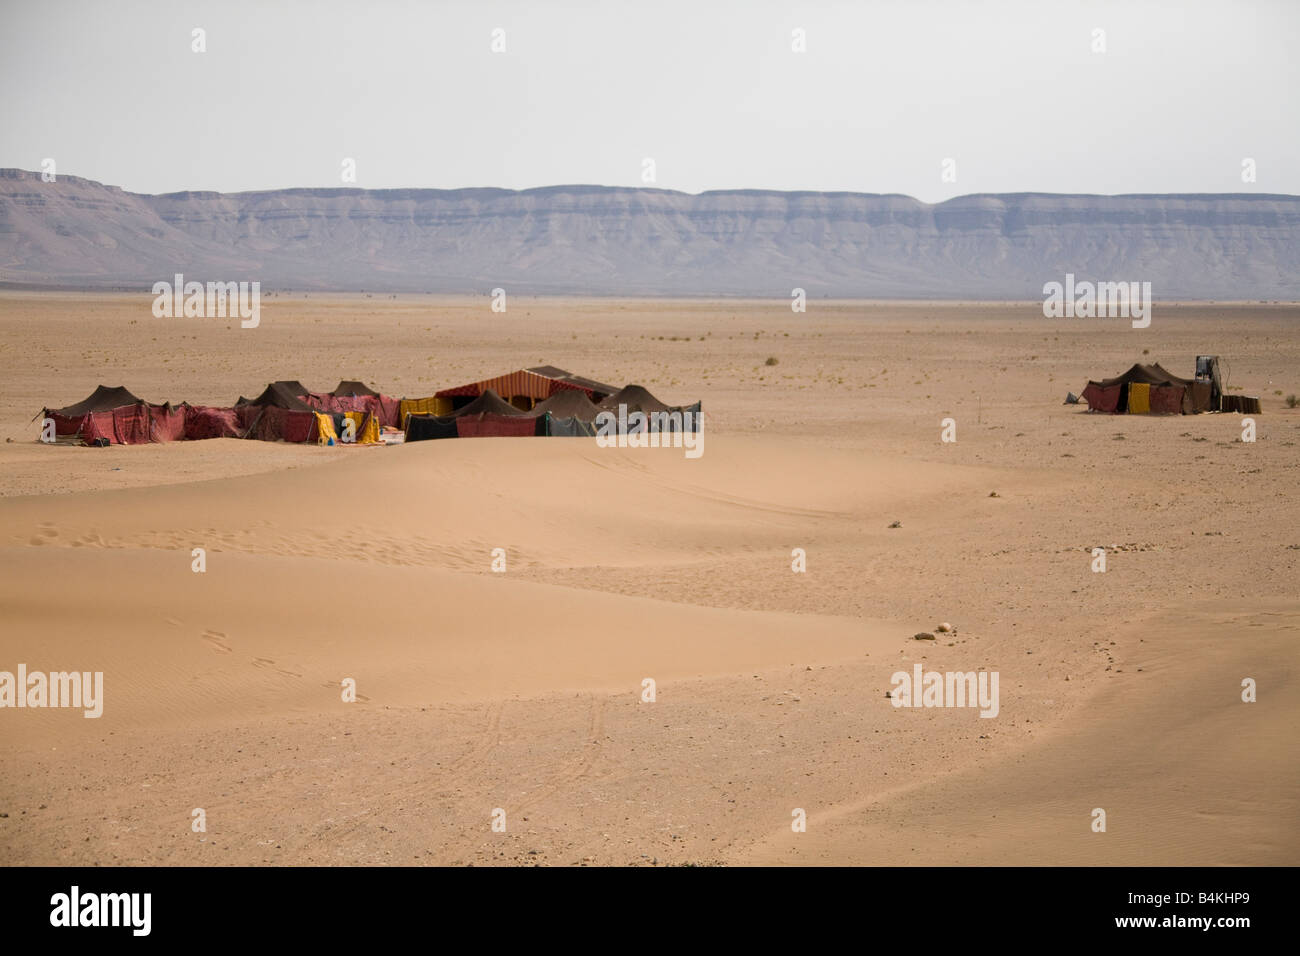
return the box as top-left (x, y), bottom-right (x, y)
top-left (252, 658), bottom-right (302, 678)
top-left (201, 630), bottom-right (232, 653)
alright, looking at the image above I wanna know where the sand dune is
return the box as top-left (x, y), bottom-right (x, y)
top-left (742, 601), bottom-right (1300, 866)
top-left (1, 296), bottom-right (1296, 866)
top-left (0, 543), bottom-right (899, 741)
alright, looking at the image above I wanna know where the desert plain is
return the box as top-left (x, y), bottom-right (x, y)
top-left (0, 293), bottom-right (1296, 866)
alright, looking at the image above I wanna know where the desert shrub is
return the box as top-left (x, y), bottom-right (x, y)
top-left (765, 356), bottom-right (779, 366)
top-left (1287, 394), bottom-right (1298, 408)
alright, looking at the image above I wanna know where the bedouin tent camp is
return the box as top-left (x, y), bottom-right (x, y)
top-left (1080, 363), bottom-right (1214, 415)
top-left (599, 384), bottom-right (703, 432)
top-left (39, 385), bottom-right (185, 445)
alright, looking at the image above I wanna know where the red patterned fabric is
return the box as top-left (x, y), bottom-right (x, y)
top-left (302, 392), bottom-right (400, 427)
top-left (184, 406), bottom-right (243, 440)
top-left (54, 404), bottom-right (183, 443)
top-left (79, 412), bottom-right (112, 444)
top-left (49, 413), bottom-right (87, 437)
top-left (80, 405), bottom-right (151, 444)
top-left (1148, 384), bottom-right (1184, 415)
top-left (149, 405), bottom-right (186, 441)
top-left (373, 394), bottom-right (400, 427)
top-left (456, 414), bottom-right (539, 438)
top-left (1081, 383), bottom-right (1121, 413)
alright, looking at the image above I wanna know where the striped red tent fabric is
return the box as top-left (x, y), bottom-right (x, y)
top-left (59, 401), bottom-right (183, 444)
top-left (525, 366), bottom-right (618, 401)
top-left (436, 369), bottom-right (558, 402)
top-left (455, 414), bottom-right (542, 438)
top-left (435, 368), bottom-right (619, 404)
top-left (80, 405), bottom-right (151, 444)
top-left (41, 385), bottom-right (155, 442)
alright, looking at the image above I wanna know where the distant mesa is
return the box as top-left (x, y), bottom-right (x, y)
top-left (1, 169), bottom-right (1298, 298)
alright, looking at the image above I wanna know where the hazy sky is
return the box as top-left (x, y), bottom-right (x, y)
top-left (2, 0), bottom-right (1296, 201)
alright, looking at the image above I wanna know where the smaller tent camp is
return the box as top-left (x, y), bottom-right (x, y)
top-left (40, 385), bottom-right (184, 444)
top-left (1080, 363), bottom-right (1213, 415)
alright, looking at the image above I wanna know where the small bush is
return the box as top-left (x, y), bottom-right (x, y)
top-left (1287, 394), bottom-right (1299, 408)
top-left (765, 356), bottom-right (779, 366)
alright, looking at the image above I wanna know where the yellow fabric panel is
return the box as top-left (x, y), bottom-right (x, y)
top-left (358, 414), bottom-right (380, 444)
top-left (315, 413), bottom-right (338, 445)
top-left (1128, 382), bottom-right (1150, 414)
top-left (343, 411), bottom-right (380, 444)
top-left (338, 408), bottom-right (379, 442)
top-left (400, 397), bottom-right (441, 428)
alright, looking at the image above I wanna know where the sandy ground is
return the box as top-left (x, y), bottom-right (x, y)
top-left (0, 293), bottom-right (1296, 866)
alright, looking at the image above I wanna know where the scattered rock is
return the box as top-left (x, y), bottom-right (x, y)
top-left (988, 491), bottom-right (1000, 498)
top-left (913, 632), bottom-right (936, 641)
top-left (884, 691), bottom-right (891, 698)
top-left (936, 622), bottom-right (953, 633)
top-left (888, 520), bottom-right (902, 528)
